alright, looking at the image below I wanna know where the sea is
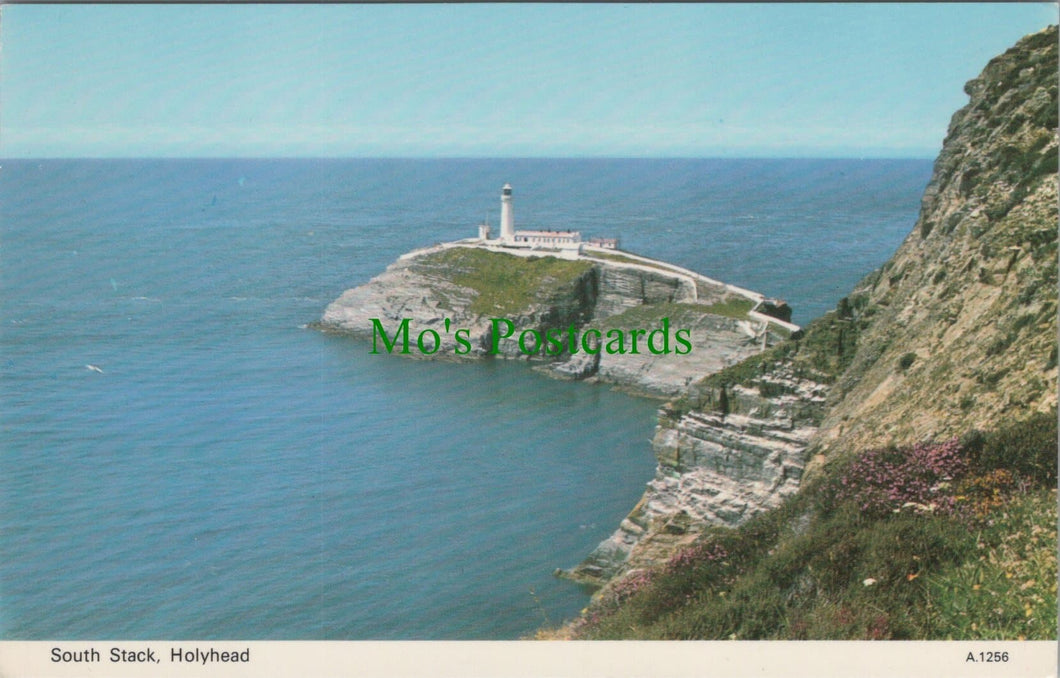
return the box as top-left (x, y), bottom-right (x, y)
top-left (0, 158), bottom-right (932, 639)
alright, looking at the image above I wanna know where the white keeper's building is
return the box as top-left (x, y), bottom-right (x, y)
top-left (476, 183), bottom-right (616, 253)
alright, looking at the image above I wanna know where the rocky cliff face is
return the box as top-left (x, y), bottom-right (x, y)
top-left (320, 244), bottom-right (783, 396)
top-left (564, 359), bottom-right (830, 583)
top-left (322, 246), bottom-right (597, 358)
top-left (322, 28), bottom-right (1057, 605)
top-left (566, 25), bottom-right (1058, 588)
top-left (811, 25), bottom-right (1057, 460)
top-left (592, 265), bottom-right (695, 317)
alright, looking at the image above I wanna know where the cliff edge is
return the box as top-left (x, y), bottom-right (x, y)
top-left (549, 26), bottom-right (1057, 639)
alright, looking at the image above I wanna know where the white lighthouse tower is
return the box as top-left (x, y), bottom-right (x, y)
top-left (500, 183), bottom-right (515, 243)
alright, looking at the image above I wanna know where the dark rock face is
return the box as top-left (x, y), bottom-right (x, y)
top-left (757, 300), bottom-right (793, 323)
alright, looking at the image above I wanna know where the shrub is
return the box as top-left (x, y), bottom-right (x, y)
top-left (925, 488), bottom-right (1058, 640)
top-left (598, 570), bottom-right (655, 611)
top-left (898, 352), bottom-right (917, 370)
top-left (920, 218), bottom-right (936, 239)
top-left (975, 410), bottom-right (1057, 485)
top-left (833, 439), bottom-right (967, 517)
top-left (758, 380), bottom-right (792, 398)
top-left (955, 468), bottom-right (1018, 518)
top-left (666, 542), bottom-right (729, 573)
top-left (985, 335), bottom-right (1012, 357)
top-left (568, 416), bottom-right (1055, 640)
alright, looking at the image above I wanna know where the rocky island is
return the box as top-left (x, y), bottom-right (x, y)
top-left (317, 185), bottom-right (819, 587)
top-left (320, 217), bottom-right (797, 397)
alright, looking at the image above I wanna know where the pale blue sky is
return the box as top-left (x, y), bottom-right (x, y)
top-left (1, 3), bottom-right (1055, 158)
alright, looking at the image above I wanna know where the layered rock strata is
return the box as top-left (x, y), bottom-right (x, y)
top-left (811, 25), bottom-right (1058, 458)
top-left (564, 366), bottom-right (828, 583)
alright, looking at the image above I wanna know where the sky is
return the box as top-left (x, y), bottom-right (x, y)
top-left (1, 3), bottom-right (1055, 158)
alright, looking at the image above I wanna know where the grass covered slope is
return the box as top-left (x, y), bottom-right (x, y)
top-left (412, 247), bottom-right (595, 317)
top-left (543, 25), bottom-right (1058, 641)
top-left (599, 300), bottom-right (754, 327)
top-left (559, 414), bottom-right (1056, 640)
top-left (323, 241), bottom-right (784, 394)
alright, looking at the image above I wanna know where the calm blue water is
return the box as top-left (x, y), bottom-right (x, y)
top-left (0, 158), bottom-right (930, 639)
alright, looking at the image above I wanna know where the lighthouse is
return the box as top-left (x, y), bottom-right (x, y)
top-left (500, 183), bottom-right (515, 242)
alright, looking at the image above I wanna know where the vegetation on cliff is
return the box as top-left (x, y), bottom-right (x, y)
top-left (544, 25), bottom-right (1058, 641)
top-left (670, 299), bottom-right (864, 420)
top-left (324, 242), bottom-right (775, 394)
top-left (550, 413), bottom-right (1057, 640)
top-left (412, 247), bottom-right (595, 317)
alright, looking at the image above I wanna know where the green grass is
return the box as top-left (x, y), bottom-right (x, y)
top-left (570, 497), bottom-right (972, 639)
top-left (925, 489), bottom-right (1057, 639)
top-left (567, 487), bottom-right (1057, 640)
top-left (418, 247), bottom-right (593, 317)
top-left (558, 413), bottom-right (1058, 640)
top-left (701, 297), bottom-right (756, 319)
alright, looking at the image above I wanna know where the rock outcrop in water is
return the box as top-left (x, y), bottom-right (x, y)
top-left (320, 240), bottom-right (812, 582)
top-left (320, 243), bottom-right (794, 397)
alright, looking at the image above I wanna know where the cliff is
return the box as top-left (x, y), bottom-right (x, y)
top-left (563, 311), bottom-right (857, 579)
top-left (548, 25), bottom-right (1058, 640)
top-left (320, 244), bottom-right (792, 397)
top-left (812, 25), bottom-right (1058, 458)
